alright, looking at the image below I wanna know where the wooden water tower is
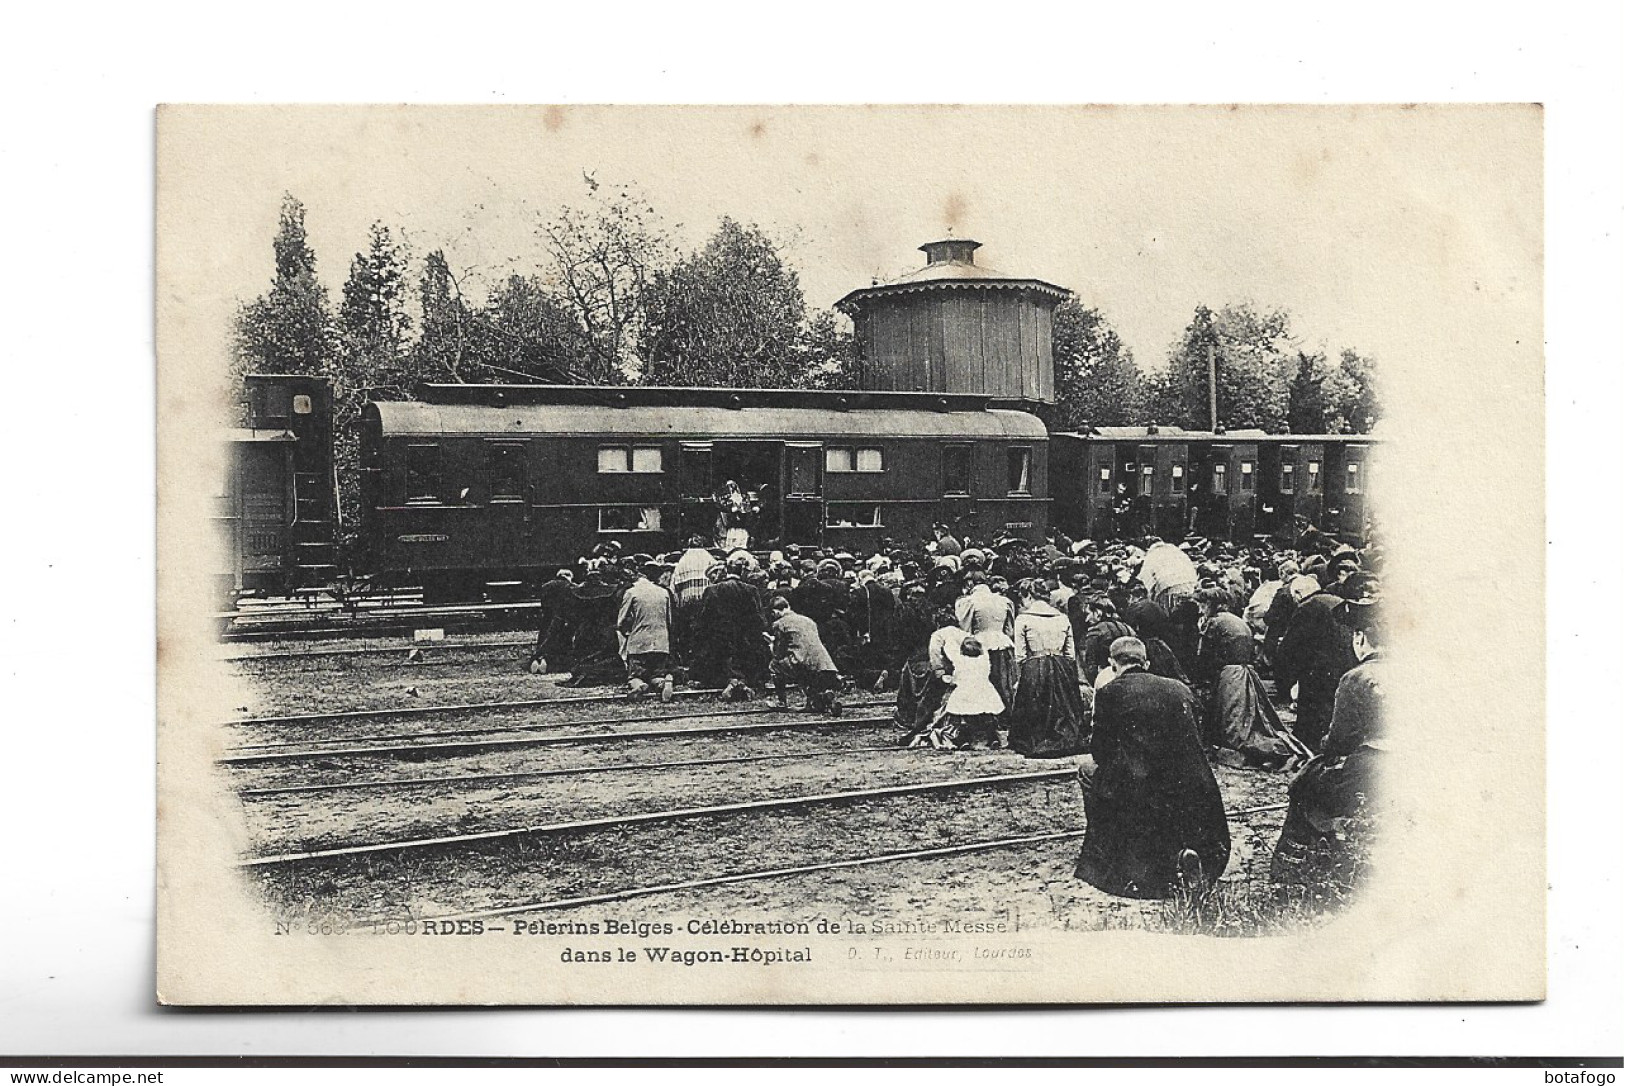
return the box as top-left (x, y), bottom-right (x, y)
top-left (836, 239), bottom-right (1069, 404)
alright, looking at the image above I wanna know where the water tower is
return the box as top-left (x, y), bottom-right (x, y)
top-left (836, 239), bottom-right (1069, 404)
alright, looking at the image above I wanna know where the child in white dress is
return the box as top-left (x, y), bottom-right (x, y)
top-left (929, 636), bottom-right (1005, 749)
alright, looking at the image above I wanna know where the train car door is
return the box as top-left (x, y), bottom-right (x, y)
top-left (677, 441), bottom-right (715, 541)
top-left (1341, 443), bottom-right (1370, 537)
top-left (1232, 443), bottom-right (1259, 538)
top-left (1155, 444), bottom-right (1188, 540)
top-left (782, 442), bottom-right (824, 545)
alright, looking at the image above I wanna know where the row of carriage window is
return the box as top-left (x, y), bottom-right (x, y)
top-left (1096, 458), bottom-right (1362, 498)
top-left (402, 442), bottom-right (1035, 505)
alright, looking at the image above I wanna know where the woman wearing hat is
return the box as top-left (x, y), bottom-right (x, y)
top-left (1006, 579), bottom-right (1090, 758)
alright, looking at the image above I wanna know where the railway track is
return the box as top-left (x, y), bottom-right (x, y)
top-left (221, 711), bottom-right (895, 766)
top-left (425, 830), bottom-right (1090, 921)
top-left (225, 696), bottom-right (892, 749)
top-left (221, 637), bottom-right (533, 665)
top-left (220, 687), bottom-right (731, 729)
top-left (233, 739), bottom-right (906, 798)
top-left (240, 767), bottom-right (1079, 868)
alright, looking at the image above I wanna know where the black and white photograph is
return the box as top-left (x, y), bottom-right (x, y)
top-left (154, 103), bottom-right (1545, 1006)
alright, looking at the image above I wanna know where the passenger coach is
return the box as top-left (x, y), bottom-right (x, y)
top-left (359, 383), bottom-right (1048, 600)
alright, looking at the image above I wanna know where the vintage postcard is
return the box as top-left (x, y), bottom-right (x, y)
top-left (156, 104), bottom-right (1544, 1005)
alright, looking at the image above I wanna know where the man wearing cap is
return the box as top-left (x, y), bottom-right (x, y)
top-left (955, 571), bottom-right (1017, 705)
top-left (932, 525), bottom-right (963, 558)
top-left (617, 561), bottom-right (675, 701)
top-left (1075, 637), bottom-right (1231, 899)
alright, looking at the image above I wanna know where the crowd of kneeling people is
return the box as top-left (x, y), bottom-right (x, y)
top-left (528, 519), bottom-right (1387, 909)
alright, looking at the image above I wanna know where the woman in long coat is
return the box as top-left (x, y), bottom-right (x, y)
top-left (1195, 588), bottom-right (1311, 768)
top-left (1006, 580), bottom-right (1091, 758)
top-left (890, 592), bottom-right (944, 743)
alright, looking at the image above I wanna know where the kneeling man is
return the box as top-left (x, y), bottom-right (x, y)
top-left (1075, 636), bottom-right (1231, 898)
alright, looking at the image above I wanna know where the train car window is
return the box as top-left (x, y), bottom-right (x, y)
top-left (1280, 462), bottom-right (1295, 493)
top-left (292, 394), bottom-right (313, 415)
top-left (598, 445), bottom-right (664, 473)
top-left (1139, 465), bottom-right (1154, 497)
top-left (825, 503), bottom-right (883, 529)
top-left (1006, 447), bottom-right (1031, 495)
top-left (1171, 464), bottom-right (1185, 482)
top-left (405, 444), bottom-right (440, 504)
top-left (1307, 460), bottom-right (1323, 492)
top-left (1211, 463), bottom-right (1228, 495)
top-left (1095, 465), bottom-right (1112, 496)
top-left (944, 445), bottom-right (973, 495)
top-left (1241, 461), bottom-right (1255, 492)
top-left (1346, 460), bottom-right (1362, 493)
top-left (825, 447), bottom-right (885, 473)
top-left (598, 506), bottom-right (663, 532)
top-left (487, 443), bottom-right (526, 502)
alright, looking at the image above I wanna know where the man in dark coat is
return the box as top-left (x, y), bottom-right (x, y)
top-left (1271, 593), bottom-right (1387, 901)
top-left (791, 559), bottom-right (857, 675)
top-left (528, 568), bottom-right (576, 673)
top-left (1273, 586), bottom-right (1360, 751)
top-left (849, 573), bottom-right (898, 690)
top-left (1075, 637), bottom-right (1231, 899)
top-left (693, 555), bottom-right (768, 696)
top-left (561, 565), bottom-right (626, 687)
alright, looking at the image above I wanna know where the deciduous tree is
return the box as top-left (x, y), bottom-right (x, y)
top-left (539, 174), bottom-right (671, 383)
top-left (1164, 303), bottom-right (1295, 432)
top-left (641, 218), bottom-right (809, 387)
top-left (1049, 299), bottom-right (1146, 430)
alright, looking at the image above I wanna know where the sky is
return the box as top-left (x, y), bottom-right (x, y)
top-left (160, 104), bottom-right (1540, 376)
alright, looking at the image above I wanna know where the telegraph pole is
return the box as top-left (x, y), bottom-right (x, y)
top-left (1206, 341), bottom-right (1220, 432)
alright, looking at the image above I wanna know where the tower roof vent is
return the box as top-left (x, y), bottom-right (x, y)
top-left (919, 238), bottom-right (982, 266)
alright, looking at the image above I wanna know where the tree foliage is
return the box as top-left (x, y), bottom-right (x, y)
top-left (335, 221), bottom-right (411, 393)
top-left (539, 174), bottom-right (671, 383)
top-left (233, 194), bottom-right (333, 379)
top-left (1160, 303), bottom-right (1295, 432)
top-left (794, 308), bottom-right (861, 390)
top-left (1049, 298), bottom-right (1146, 430)
top-left (641, 218), bottom-right (810, 387)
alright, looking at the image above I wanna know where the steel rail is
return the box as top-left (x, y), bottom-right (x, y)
top-left (220, 713), bottom-right (894, 766)
top-left (423, 829), bottom-right (1090, 922)
top-left (228, 697), bottom-right (892, 750)
top-left (235, 742), bottom-right (907, 798)
top-left (223, 638), bottom-right (532, 663)
top-left (239, 767), bottom-right (1078, 868)
top-left (220, 687), bottom-right (728, 728)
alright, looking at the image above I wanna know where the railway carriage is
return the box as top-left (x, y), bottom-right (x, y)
top-left (359, 383), bottom-right (1048, 600)
top-left (1049, 428), bottom-right (1377, 544)
top-left (214, 374), bottom-right (339, 602)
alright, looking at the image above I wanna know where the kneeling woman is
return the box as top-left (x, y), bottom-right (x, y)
top-left (1007, 579), bottom-right (1091, 758)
